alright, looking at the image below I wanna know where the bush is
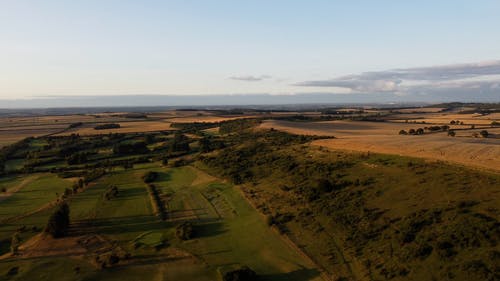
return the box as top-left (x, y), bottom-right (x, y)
top-left (45, 202), bottom-right (70, 238)
top-left (479, 130), bottom-right (489, 138)
top-left (104, 185), bottom-right (119, 200)
top-left (142, 171), bottom-right (158, 183)
top-left (447, 130), bottom-right (456, 137)
top-left (399, 130), bottom-right (408, 135)
top-left (222, 266), bottom-right (257, 281)
top-left (161, 157), bottom-right (169, 166)
top-left (10, 233), bottom-right (20, 255)
top-left (176, 222), bottom-right (194, 240)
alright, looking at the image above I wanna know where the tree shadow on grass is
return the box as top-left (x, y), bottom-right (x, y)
top-left (194, 221), bottom-right (226, 238)
top-left (70, 215), bottom-right (170, 236)
top-left (259, 268), bottom-right (321, 281)
top-left (112, 187), bottom-right (147, 199)
top-left (156, 171), bottom-right (171, 182)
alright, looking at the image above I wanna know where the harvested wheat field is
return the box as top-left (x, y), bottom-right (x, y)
top-left (389, 112), bottom-right (499, 125)
top-left (260, 120), bottom-right (500, 172)
top-left (165, 115), bottom-right (256, 123)
top-left (56, 120), bottom-right (174, 136)
top-left (0, 128), bottom-right (63, 147)
top-left (392, 107), bottom-right (446, 113)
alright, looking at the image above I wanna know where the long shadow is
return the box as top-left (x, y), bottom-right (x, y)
top-left (70, 215), bottom-right (226, 238)
top-left (156, 171), bottom-right (172, 182)
top-left (194, 221), bottom-right (227, 238)
top-left (70, 215), bottom-right (170, 236)
top-left (259, 268), bottom-right (321, 281)
top-left (112, 187), bottom-right (147, 199)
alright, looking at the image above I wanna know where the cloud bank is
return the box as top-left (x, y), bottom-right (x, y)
top-left (229, 75), bottom-right (272, 81)
top-left (295, 60), bottom-right (500, 97)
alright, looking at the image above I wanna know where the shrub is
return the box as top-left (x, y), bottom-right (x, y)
top-left (479, 130), bottom-right (489, 138)
top-left (317, 179), bottom-right (334, 193)
top-left (45, 202), bottom-right (70, 238)
top-left (176, 222), bottom-right (194, 240)
top-left (10, 233), bottom-right (20, 255)
top-left (399, 130), bottom-right (408, 135)
top-left (222, 266), bottom-right (257, 281)
top-left (447, 130), bottom-right (456, 137)
top-left (104, 185), bottom-right (119, 200)
top-left (142, 171), bottom-right (158, 183)
top-left (161, 157), bottom-right (169, 166)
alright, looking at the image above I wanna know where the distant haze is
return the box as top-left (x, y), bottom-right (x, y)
top-left (0, 91), bottom-right (498, 109)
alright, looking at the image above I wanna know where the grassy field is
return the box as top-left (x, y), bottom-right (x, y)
top-left (0, 164), bottom-right (321, 280)
top-left (0, 174), bottom-right (72, 255)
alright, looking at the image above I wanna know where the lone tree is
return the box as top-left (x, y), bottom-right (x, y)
top-left (480, 130), bottom-right (489, 138)
top-left (45, 201), bottom-right (70, 238)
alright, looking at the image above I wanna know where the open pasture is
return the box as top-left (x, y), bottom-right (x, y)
top-left (0, 163), bottom-right (321, 280)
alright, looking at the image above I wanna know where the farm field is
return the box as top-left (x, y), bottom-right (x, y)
top-left (260, 120), bottom-right (500, 172)
top-left (56, 120), bottom-right (174, 136)
top-left (0, 161), bottom-right (320, 280)
top-left (0, 103), bottom-right (499, 280)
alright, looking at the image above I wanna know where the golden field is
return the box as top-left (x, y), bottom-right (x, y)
top-left (260, 119), bottom-right (500, 172)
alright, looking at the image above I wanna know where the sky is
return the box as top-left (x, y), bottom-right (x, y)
top-left (1, 0), bottom-right (500, 105)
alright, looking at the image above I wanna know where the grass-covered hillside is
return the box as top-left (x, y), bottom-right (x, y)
top-left (200, 128), bottom-right (500, 281)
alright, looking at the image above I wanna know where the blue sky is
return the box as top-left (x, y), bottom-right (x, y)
top-left (1, 0), bottom-right (500, 101)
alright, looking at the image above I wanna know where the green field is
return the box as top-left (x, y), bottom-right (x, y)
top-left (0, 164), bottom-right (321, 280)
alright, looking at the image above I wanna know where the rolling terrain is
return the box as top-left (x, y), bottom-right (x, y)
top-left (0, 103), bottom-right (499, 280)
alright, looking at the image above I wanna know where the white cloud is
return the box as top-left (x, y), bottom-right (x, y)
top-left (229, 75), bottom-right (272, 82)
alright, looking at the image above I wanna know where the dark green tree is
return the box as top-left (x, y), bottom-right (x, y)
top-left (45, 202), bottom-right (70, 238)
